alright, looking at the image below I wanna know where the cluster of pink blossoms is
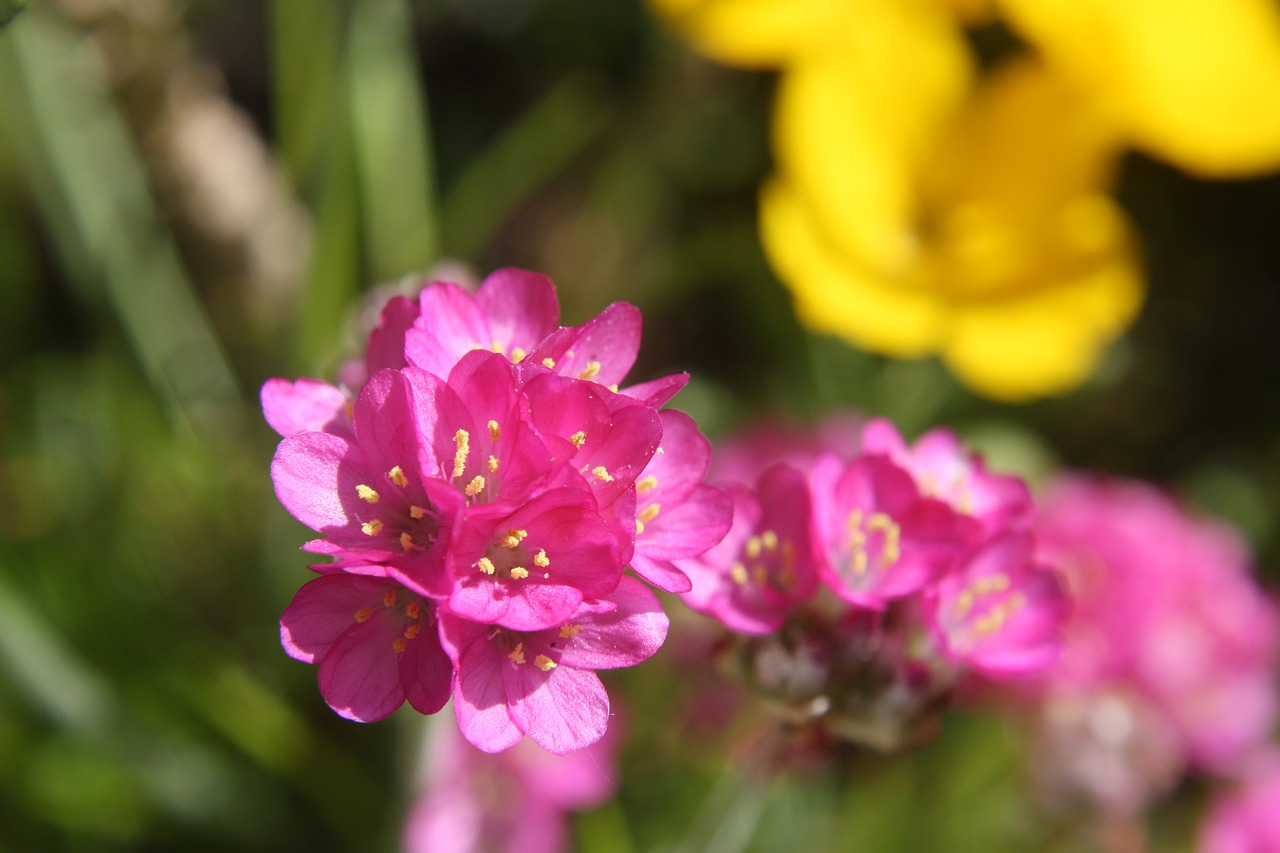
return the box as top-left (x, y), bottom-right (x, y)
top-left (676, 415), bottom-right (1067, 749)
top-left (1024, 475), bottom-right (1280, 828)
top-left (263, 269), bottom-right (732, 754)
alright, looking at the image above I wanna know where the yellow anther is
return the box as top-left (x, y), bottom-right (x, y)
top-left (954, 590), bottom-right (976, 619)
top-left (592, 466), bottom-right (614, 483)
top-left (362, 519), bottom-right (384, 536)
top-left (465, 475), bottom-right (486, 497)
top-left (404, 624), bottom-right (421, 640)
top-left (607, 384), bottom-right (619, 393)
top-left (639, 503), bottom-right (661, 525)
top-left (490, 339), bottom-right (503, 353)
top-left (569, 431), bottom-right (587, 448)
top-left (392, 638), bottom-right (406, 653)
top-left (500, 529), bottom-right (528, 548)
top-left (354, 607), bottom-right (373, 623)
top-left (488, 420), bottom-right (501, 443)
top-left (387, 466), bottom-right (409, 488)
top-left (761, 530), bottom-right (779, 552)
top-left (383, 590), bottom-right (398, 607)
top-left (510, 566), bottom-right (529, 580)
top-left (452, 430), bottom-right (470, 478)
top-left (534, 655), bottom-right (557, 672)
top-left (576, 361), bottom-right (602, 381)
top-left (730, 563), bottom-right (749, 585)
top-left (508, 643), bottom-right (526, 665)
top-left (534, 549), bottom-right (550, 568)
top-left (636, 475), bottom-right (658, 494)
top-left (409, 505), bottom-right (427, 519)
top-left (559, 624), bottom-right (582, 639)
top-left (356, 484), bottom-right (380, 504)
top-left (487, 455), bottom-right (500, 473)
top-left (400, 532), bottom-right (414, 551)
top-left (405, 600), bottom-right (421, 619)
top-left (478, 557), bottom-right (496, 575)
top-left (852, 550), bottom-right (869, 575)
top-left (511, 347), bottom-right (527, 364)
top-left (744, 536), bottom-right (763, 560)
top-left (972, 573), bottom-right (1011, 595)
top-left (541, 357), bottom-right (556, 369)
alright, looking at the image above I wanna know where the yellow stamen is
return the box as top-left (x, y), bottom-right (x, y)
top-left (534, 655), bottom-right (557, 672)
top-left (508, 643), bottom-right (526, 665)
top-left (592, 466), bottom-right (614, 483)
top-left (534, 549), bottom-right (550, 568)
top-left (559, 624), bottom-right (582, 639)
top-left (362, 519), bottom-right (384, 536)
top-left (383, 590), bottom-right (398, 607)
top-left (635, 519), bottom-right (645, 535)
top-left (488, 420), bottom-right (501, 442)
top-left (636, 475), bottom-right (658, 494)
top-left (569, 431), bottom-right (587, 448)
top-left (356, 484), bottom-right (380, 504)
top-left (761, 530), bottom-right (778, 552)
top-left (405, 600), bottom-right (421, 619)
top-left (392, 638), bottom-right (406, 653)
top-left (487, 455), bottom-right (500, 473)
top-left (511, 347), bottom-right (526, 364)
top-left (490, 339), bottom-right (503, 353)
top-left (576, 361), bottom-right (602, 381)
top-left (452, 430), bottom-right (470, 478)
top-left (744, 535), bottom-right (763, 560)
top-left (541, 357), bottom-right (556, 369)
top-left (465, 475), bottom-right (486, 497)
top-left (387, 466), bottom-right (409, 488)
top-left (730, 563), bottom-right (749, 585)
top-left (477, 557), bottom-right (496, 575)
top-left (354, 607), bottom-right (373, 623)
top-left (409, 505), bottom-right (427, 519)
top-left (500, 529), bottom-right (528, 548)
top-left (510, 567), bottom-right (529, 580)
top-left (639, 503), bottom-right (661, 525)
top-left (404, 624), bottom-right (421, 640)
top-left (400, 532), bottom-right (414, 551)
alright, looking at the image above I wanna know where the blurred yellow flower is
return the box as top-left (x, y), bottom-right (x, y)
top-left (652, 0), bottom-right (1280, 399)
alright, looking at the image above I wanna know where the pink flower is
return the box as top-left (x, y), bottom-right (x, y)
top-left (810, 453), bottom-right (973, 610)
top-left (280, 574), bottom-right (452, 721)
top-left (403, 717), bottom-right (619, 853)
top-left (440, 576), bottom-right (668, 754)
top-left (860, 417), bottom-right (1034, 538)
top-left (1027, 474), bottom-right (1280, 812)
top-left (403, 269), bottom-right (560, 378)
top-left (927, 532), bottom-right (1066, 678)
top-left (678, 464), bottom-right (820, 634)
top-left (1201, 752), bottom-right (1280, 853)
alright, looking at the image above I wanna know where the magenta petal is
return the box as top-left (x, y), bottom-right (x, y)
top-left (637, 484), bottom-right (734, 560)
top-left (405, 283), bottom-right (490, 378)
top-left (555, 577), bottom-right (668, 670)
top-left (261, 378), bottom-right (351, 439)
top-left (448, 622), bottom-right (524, 753)
top-left (365, 295), bottom-right (419, 374)
top-left (316, 610), bottom-right (406, 722)
top-left (621, 372), bottom-right (689, 408)
top-left (280, 574), bottom-right (393, 663)
top-left (475, 268), bottom-right (560, 350)
top-left (553, 303), bottom-right (642, 387)
top-left (629, 555), bottom-right (693, 593)
top-left (271, 432), bottom-right (363, 533)
top-left (399, 619), bottom-right (453, 715)
top-left (505, 663), bottom-right (609, 755)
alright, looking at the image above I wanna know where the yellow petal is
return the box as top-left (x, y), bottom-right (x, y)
top-left (646, 0), bottom-right (853, 67)
top-left (760, 177), bottom-right (945, 357)
top-left (941, 244), bottom-right (1144, 401)
top-left (999, 0), bottom-right (1280, 176)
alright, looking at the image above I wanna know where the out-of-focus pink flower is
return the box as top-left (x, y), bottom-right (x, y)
top-left (403, 714), bottom-right (619, 853)
top-left (280, 574), bottom-right (452, 721)
top-left (927, 532), bottom-right (1066, 678)
top-left (440, 576), bottom-right (668, 754)
top-left (678, 464), bottom-right (821, 634)
top-left (1201, 751), bottom-right (1280, 853)
top-left (860, 417), bottom-right (1035, 538)
top-left (1029, 474), bottom-right (1280, 812)
top-left (709, 410), bottom-right (863, 484)
top-left (810, 453), bottom-right (973, 610)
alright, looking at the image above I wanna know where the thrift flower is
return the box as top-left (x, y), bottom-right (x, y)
top-left (404, 717), bottom-right (619, 853)
top-left (440, 576), bottom-right (668, 754)
top-left (1200, 751), bottom-right (1280, 853)
top-left (280, 574), bottom-right (452, 721)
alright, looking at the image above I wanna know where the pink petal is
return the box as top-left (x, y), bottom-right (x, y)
top-left (365, 294), bottom-right (419, 374)
top-left (505, 663), bottom-right (609, 755)
top-left (399, 617), bottom-right (453, 715)
top-left (474, 268), bottom-right (560, 352)
top-left (261, 378), bottom-right (350, 439)
top-left (620, 372), bottom-right (689, 408)
top-left (271, 432), bottom-right (364, 533)
top-left (316, 608), bottom-right (407, 721)
top-left (628, 554), bottom-right (693, 594)
top-left (448, 621), bottom-right (524, 753)
top-left (636, 483), bottom-right (734, 560)
top-left (280, 574), bottom-right (395, 663)
top-left (554, 577), bottom-right (669, 670)
top-left (405, 283), bottom-right (490, 378)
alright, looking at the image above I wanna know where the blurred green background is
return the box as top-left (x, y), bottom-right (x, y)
top-left (2, 1), bottom-right (1279, 850)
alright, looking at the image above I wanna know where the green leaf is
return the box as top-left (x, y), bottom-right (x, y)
top-left (0, 0), bottom-right (31, 29)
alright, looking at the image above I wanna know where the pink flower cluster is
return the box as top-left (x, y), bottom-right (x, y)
top-left (677, 415), bottom-right (1065, 748)
top-left (1026, 475), bottom-right (1280, 819)
top-left (263, 269), bottom-right (732, 754)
